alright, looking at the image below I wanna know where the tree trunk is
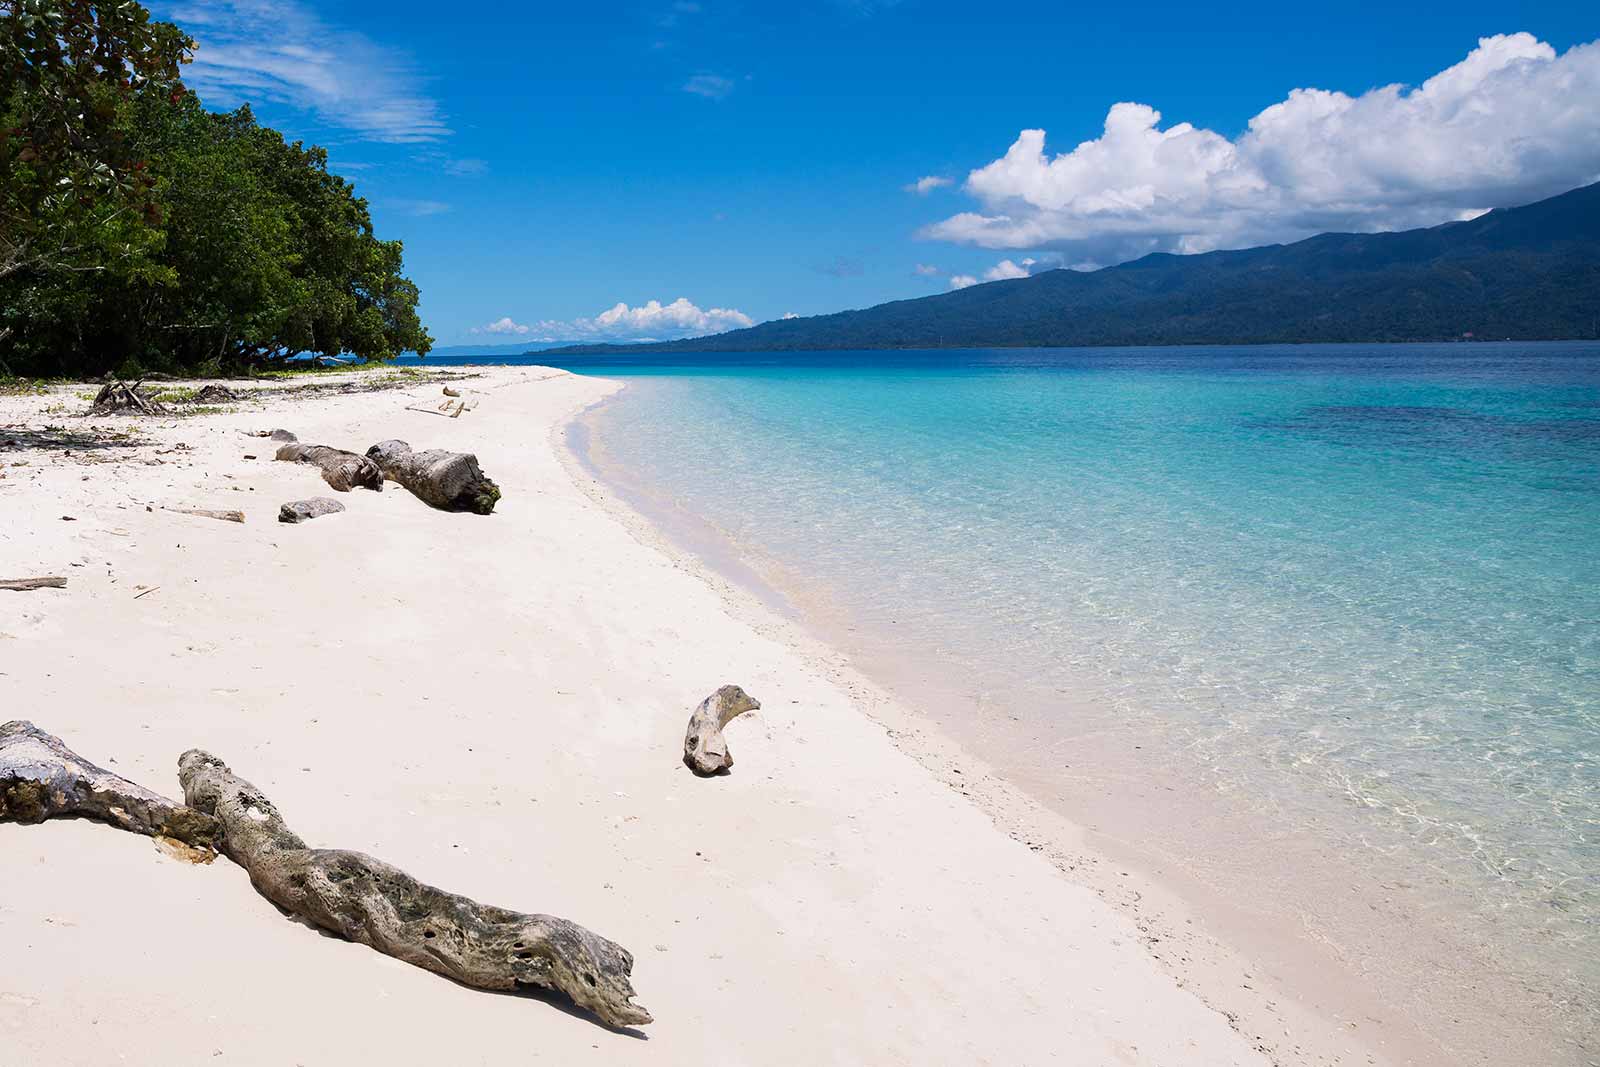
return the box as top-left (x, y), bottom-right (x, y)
top-left (0, 721), bottom-right (220, 849)
top-left (366, 439), bottom-right (500, 514)
top-left (178, 750), bottom-right (650, 1028)
top-left (274, 442), bottom-right (384, 492)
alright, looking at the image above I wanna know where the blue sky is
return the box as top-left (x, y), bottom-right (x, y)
top-left (156, 1), bottom-right (1600, 344)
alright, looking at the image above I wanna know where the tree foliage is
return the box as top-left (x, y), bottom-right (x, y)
top-left (1, 0), bottom-right (430, 376)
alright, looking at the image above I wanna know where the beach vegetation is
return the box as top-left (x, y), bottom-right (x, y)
top-left (1, 0), bottom-right (430, 378)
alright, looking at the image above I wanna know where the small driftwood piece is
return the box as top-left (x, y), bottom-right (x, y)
top-left (167, 507), bottom-right (245, 523)
top-left (683, 685), bottom-right (761, 776)
top-left (0, 721), bottom-right (219, 849)
top-left (275, 442), bottom-right (383, 493)
top-left (278, 497), bottom-right (345, 523)
top-left (178, 750), bottom-right (651, 1028)
top-left (367, 439), bottom-right (500, 514)
top-left (1, 577), bottom-right (67, 591)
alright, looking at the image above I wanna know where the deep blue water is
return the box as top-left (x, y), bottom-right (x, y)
top-left (421, 342), bottom-right (1600, 980)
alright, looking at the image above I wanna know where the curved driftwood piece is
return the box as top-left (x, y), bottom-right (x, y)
top-left (178, 750), bottom-right (650, 1028)
top-left (683, 685), bottom-right (761, 776)
top-left (366, 439), bottom-right (500, 514)
top-left (0, 721), bottom-right (220, 849)
top-left (274, 442), bottom-right (383, 493)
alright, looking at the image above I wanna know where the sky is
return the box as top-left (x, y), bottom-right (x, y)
top-left (153, 0), bottom-right (1600, 345)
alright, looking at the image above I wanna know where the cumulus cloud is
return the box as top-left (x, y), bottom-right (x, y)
top-left (683, 73), bottom-right (735, 99)
top-left (948, 274), bottom-right (978, 290)
top-left (913, 263), bottom-right (941, 276)
top-left (473, 317), bottom-right (530, 336)
top-left (905, 175), bottom-right (953, 194)
top-left (532, 298), bottom-right (754, 342)
top-left (984, 257), bottom-right (1036, 280)
top-left (924, 34), bottom-right (1600, 262)
top-left (161, 0), bottom-right (450, 142)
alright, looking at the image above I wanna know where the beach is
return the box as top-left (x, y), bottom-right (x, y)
top-left (0, 364), bottom-right (1403, 1066)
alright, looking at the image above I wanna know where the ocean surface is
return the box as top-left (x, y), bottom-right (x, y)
top-left (428, 342), bottom-right (1600, 1024)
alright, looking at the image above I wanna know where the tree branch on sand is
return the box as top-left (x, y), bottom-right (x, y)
top-left (0, 721), bottom-right (650, 1030)
top-left (274, 441), bottom-right (384, 492)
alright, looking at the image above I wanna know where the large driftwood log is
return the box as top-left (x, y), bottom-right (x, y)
top-left (178, 749), bottom-right (651, 1028)
top-left (683, 685), bottom-right (761, 776)
top-left (0, 721), bottom-right (219, 849)
top-left (367, 439), bottom-right (500, 514)
top-left (274, 442), bottom-right (383, 492)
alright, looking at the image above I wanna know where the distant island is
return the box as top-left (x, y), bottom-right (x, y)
top-left (544, 181), bottom-right (1600, 354)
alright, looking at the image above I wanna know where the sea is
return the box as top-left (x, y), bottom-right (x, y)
top-left (416, 341), bottom-right (1600, 1050)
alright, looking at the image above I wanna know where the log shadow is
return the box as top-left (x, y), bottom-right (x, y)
top-left (275, 904), bottom-right (649, 1039)
top-left (1, 426), bottom-right (147, 453)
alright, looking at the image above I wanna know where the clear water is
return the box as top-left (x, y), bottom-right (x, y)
top-left (531, 343), bottom-right (1600, 1008)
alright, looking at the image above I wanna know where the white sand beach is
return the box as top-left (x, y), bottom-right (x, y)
top-left (2, 367), bottom-right (1389, 1066)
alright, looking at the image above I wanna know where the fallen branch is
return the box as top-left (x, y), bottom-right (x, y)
top-left (167, 507), bottom-right (245, 523)
top-left (90, 378), bottom-right (166, 416)
top-left (0, 721), bottom-right (219, 850)
top-left (275, 442), bottom-right (383, 493)
top-left (0, 577), bottom-right (67, 591)
top-left (178, 750), bottom-right (651, 1028)
top-left (683, 685), bottom-right (761, 776)
top-left (367, 439), bottom-right (500, 514)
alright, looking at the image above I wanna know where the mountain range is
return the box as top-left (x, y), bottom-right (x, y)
top-left (543, 181), bottom-right (1600, 354)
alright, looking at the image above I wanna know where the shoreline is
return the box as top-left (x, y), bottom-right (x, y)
top-left (563, 373), bottom-right (1592, 1067)
top-left (2, 365), bottom-right (1275, 1065)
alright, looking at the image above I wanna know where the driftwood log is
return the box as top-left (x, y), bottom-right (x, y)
top-left (367, 439), bottom-right (500, 514)
top-left (278, 497), bottom-right (346, 523)
top-left (683, 685), bottom-right (761, 776)
top-left (167, 507), bottom-right (246, 523)
top-left (178, 750), bottom-right (650, 1027)
top-left (0, 721), bottom-right (219, 849)
top-left (1, 577), bottom-right (67, 591)
top-left (275, 442), bottom-right (384, 492)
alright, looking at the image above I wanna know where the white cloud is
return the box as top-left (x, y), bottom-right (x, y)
top-left (948, 274), bottom-right (978, 290)
top-left (913, 263), bottom-right (941, 276)
top-left (780, 312), bottom-right (800, 319)
top-left (905, 175), bottom-right (953, 194)
top-left (444, 158), bottom-right (488, 177)
top-left (163, 1), bottom-right (450, 143)
top-left (984, 257), bottom-right (1036, 280)
top-left (924, 34), bottom-right (1600, 262)
top-left (533, 298), bottom-right (754, 342)
top-left (473, 317), bottom-right (531, 336)
top-left (683, 73), bottom-right (734, 99)
top-left (385, 199), bottom-right (451, 217)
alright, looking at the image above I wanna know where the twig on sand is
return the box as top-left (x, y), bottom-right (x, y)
top-left (133, 586), bottom-right (160, 600)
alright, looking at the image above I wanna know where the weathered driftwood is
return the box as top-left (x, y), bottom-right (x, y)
top-left (275, 442), bottom-right (384, 493)
top-left (1, 577), bottom-right (67, 591)
top-left (0, 721), bottom-right (220, 849)
top-left (683, 685), bottom-right (761, 776)
top-left (167, 507), bottom-right (246, 523)
top-left (178, 750), bottom-right (651, 1028)
top-left (278, 497), bottom-right (346, 523)
top-left (188, 383), bottom-right (237, 404)
top-left (367, 439), bottom-right (500, 514)
top-left (91, 378), bottom-right (165, 416)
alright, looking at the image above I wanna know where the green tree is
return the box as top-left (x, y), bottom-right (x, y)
top-left (0, 0), bottom-right (189, 362)
top-left (2, 0), bottom-right (430, 376)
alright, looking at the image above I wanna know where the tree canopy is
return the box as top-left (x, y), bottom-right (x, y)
top-left (1, 0), bottom-right (430, 376)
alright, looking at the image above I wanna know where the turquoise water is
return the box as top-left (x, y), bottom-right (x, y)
top-left (535, 343), bottom-right (1599, 1003)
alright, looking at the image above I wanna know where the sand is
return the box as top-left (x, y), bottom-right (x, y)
top-left (2, 367), bottom-right (1369, 1065)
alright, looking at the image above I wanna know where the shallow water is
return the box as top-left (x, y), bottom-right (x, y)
top-left (534, 343), bottom-right (1600, 992)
